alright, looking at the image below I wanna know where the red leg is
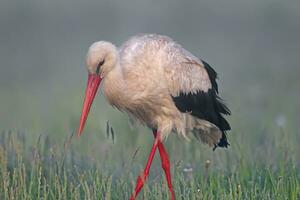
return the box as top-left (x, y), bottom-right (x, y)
top-left (129, 132), bottom-right (160, 200)
top-left (153, 130), bottom-right (175, 200)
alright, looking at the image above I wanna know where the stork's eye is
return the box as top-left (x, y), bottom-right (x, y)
top-left (96, 59), bottom-right (105, 74)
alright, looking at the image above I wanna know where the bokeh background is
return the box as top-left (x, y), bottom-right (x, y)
top-left (0, 0), bottom-right (299, 173)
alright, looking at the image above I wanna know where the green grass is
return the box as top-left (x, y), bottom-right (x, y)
top-left (0, 88), bottom-right (299, 199)
top-left (0, 124), bottom-right (299, 200)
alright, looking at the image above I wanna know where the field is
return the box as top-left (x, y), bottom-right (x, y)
top-left (0, 94), bottom-right (299, 200)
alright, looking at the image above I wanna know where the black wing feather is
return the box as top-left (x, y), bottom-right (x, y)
top-left (172, 60), bottom-right (231, 148)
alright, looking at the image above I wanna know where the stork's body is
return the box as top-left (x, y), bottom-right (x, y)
top-left (79, 34), bottom-right (231, 200)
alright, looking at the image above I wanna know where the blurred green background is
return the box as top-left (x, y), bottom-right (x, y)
top-left (0, 0), bottom-right (299, 168)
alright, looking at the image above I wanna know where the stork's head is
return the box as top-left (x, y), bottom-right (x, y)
top-left (78, 41), bottom-right (118, 136)
top-left (86, 41), bottom-right (118, 77)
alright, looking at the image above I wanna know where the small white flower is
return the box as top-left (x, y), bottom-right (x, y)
top-left (183, 167), bottom-right (193, 172)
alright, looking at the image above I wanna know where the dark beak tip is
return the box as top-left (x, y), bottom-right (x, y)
top-left (77, 130), bottom-right (82, 137)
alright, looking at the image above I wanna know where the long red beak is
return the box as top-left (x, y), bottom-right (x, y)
top-left (78, 74), bottom-right (102, 136)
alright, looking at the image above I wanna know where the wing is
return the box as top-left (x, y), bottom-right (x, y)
top-left (163, 43), bottom-right (231, 148)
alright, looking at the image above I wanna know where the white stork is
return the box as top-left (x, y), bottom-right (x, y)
top-left (78, 34), bottom-right (231, 200)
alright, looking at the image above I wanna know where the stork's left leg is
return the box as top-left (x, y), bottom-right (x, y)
top-left (153, 130), bottom-right (176, 200)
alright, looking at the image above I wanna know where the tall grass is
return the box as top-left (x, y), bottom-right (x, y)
top-left (0, 125), bottom-right (299, 200)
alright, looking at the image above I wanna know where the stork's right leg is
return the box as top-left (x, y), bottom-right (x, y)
top-left (129, 132), bottom-right (160, 200)
top-left (153, 130), bottom-right (176, 200)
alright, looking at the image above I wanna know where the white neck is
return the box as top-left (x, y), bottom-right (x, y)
top-left (103, 63), bottom-right (126, 109)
